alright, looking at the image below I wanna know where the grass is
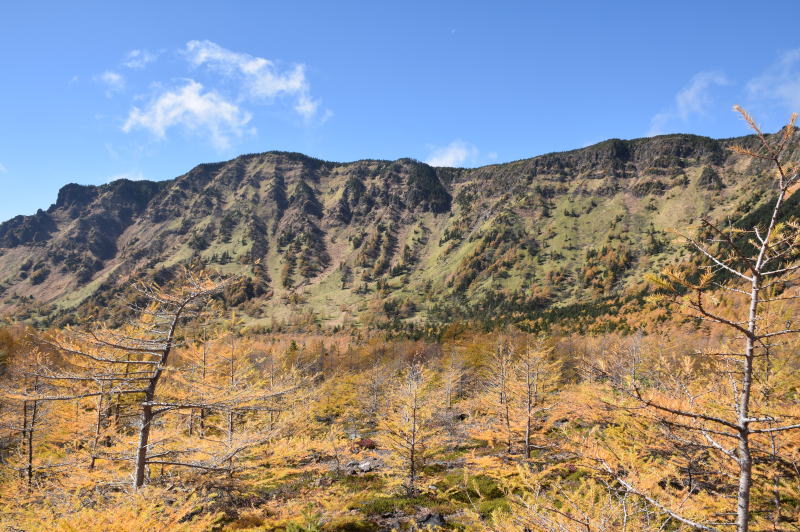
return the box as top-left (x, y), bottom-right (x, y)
top-left (7, 147), bottom-right (781, 335)
top-left (437, 472), bottom-right (504, 502)
top-left (323, 516), bottom-right (379, 532)
top-left (336, 473), bottom-right (385, 492)
top-left (251, 471), bottom-right (318, 500)
top-left (354, 495), bottom-right (444, 516)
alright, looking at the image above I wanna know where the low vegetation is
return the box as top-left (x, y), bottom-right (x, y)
top-left (1, 110), bottom-right (799, 531)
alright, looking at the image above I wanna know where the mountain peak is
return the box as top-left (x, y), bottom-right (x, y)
top-left (0, 130), bottom-right (792, 331)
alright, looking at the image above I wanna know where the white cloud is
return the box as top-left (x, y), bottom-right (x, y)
top-left (675, 72), bottom-right (729, 120)
top-left (184, 40), bottom-right (322, 119)
top-left (746, 49), bottom-right (800, 112)
top-left (123, 49), bottom-right (157, 69)
top-left (425, 140), bottom-right (479, 167)
top-left (294, 93), bottom-right (320, 119)
top-left (95, 70), bottom-right (125, 96)
top-left (104, 142), bottom-right (119, 160)
top-left (0, 163), bottom-right (7, 173)
top-left (109, 170), bottom-right (146, 181)
top-left (647, 112), bottom-right (671, 137)
top-left (110, 42), bottom-right (325, 150)
top-left (648, 71), bottom-right (729, 136)
top-left (122, 80), bottom-right (252, 150)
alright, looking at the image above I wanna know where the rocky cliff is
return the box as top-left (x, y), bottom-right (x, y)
top-left (1, 131), bottom-right (796, 331)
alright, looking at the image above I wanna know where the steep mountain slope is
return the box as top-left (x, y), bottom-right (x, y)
top-left (1, 131), bottom-right (797, 331)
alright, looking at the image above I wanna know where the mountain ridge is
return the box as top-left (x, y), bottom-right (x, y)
top-left (1, 130), bottom-right (796, 332)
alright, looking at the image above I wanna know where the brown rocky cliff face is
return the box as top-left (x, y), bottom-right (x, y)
top-left (0, 131), bottom-right (792, 328)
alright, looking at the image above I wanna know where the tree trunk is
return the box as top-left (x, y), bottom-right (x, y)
top-left (408, 390), bottom-right (418, 496)
top-left (90, 391), bottom-right (103, 470)
top-left (735, 277), bottom-right (759, 531)
top-left (134, 401), bottom-right (153, 489)
top-left (27, 402), bottom-right (37, 488)
top-left (736, 432), bottom-right (753, 532)
top-left (504, 384), bottom-right (512, 454)
top-left (227, 411), bottom-right (235, 476)
top-left (25, 399), bottom-right (37, 488)
top-left (21, 400), bottom-right (28, 482)
top-left (525, 370), bottom-right (532, 459)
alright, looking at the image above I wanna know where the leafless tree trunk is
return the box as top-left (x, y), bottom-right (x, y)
top-left (23, 397), bottom-right (38, 488)
top-left (34, 272), bottom-right (231, 489)
top-left (89, 383), bottom-right (105, 471)
top-left (442, 349), bottom-right (463, 410)
top-left (523, 359), bottom-right (536, 459)
top-left (485, 341), bottom-right (514, 454)
top-left (132, 279), bottom-right (225, 489)
top-left (2, 369), bottom-right (49, 490)
top-left (606, 110), bottom-right (800, 531)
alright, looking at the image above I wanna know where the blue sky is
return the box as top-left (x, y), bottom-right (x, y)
top-left (1, 1), bottom-right (800, 221)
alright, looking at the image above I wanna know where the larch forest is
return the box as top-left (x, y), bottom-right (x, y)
top-left (2, 104), bottom-right (800, 532)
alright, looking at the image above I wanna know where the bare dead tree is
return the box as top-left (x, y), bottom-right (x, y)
top-left (514, 339), bottom-right (560, 459)
top-left (378, 360), bottom-right (443, 496)
top-left (599, 109), bottom-right (800, 531)
top-left (36, 270), bottom-right (234, 488)
top-left (174, 329), bottom-right (304, 479)
top-left (0, 350), bottom-right (57, 489)
top-left (442, 349), bottom-right (465, 411)
top-left (482, 340), bottom-right (515, 454)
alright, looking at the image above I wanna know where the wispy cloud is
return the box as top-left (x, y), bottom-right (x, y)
top-left (184, 40), bottom-right (323, 120)
top-left (425, 140), bottom-right (479, 167)
top-left (122, 80), bottom-right (252, 150)
top-left (746, 49), bottom-right (800, 112)
top-left (109, 170), bottom-right (146, 181)
top-left (104, 142), bottom-right (119, 160)
top-left (0, 163), bottom-right (7, 173)
top-left (123, 49), bottom-right (157, 69)
top-left (111, 41), bottom-right (327, 149)
top-left (95, 70), bottom-right (125, 96)
top-left (648, 71), bottom-right (729, 136)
